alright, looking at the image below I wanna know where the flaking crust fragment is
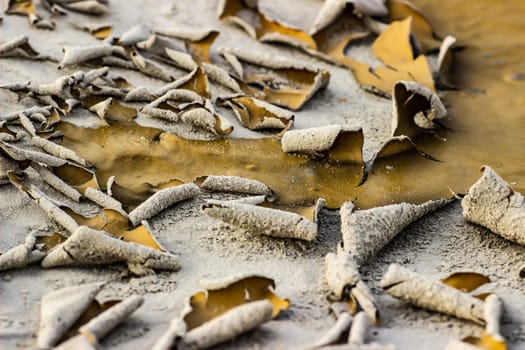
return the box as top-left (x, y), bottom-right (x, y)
top-left (380, 264), bottom-right (485, 325)
top-left (129, 183), bottom-right (200, 226)
top-left (8, 175), bottom-right (79, 235)
top-left (84, 187), bottom-right (128, 217)
top-left (341, 199), bottom-right (450, 265)
top-left (202, 199), bottom-right (318, 241)
top-left (310, 0), bottom-right (388, 36)
top-left (37, 282), bottom-right (105, 349)
top-left (483, 294), bottom-right (504, 341)
top-left (0, 232), bottom-right (47, 271)
top-left (198, 175), bottom-right (272, 196)
top-left (59, 44), bottom-right (126, 69)
top-left (41, 226), bottom-right (180, 274)
top-left (180, 300), bottom-right (273, 350)
top-left (392, 81), bottom-right (447, 137)
top-left (32, 136), bottom-right (88, 166)
top-left (325, 249), bottom-right (360, 300)
top-left (462, 165), bottom-right (525, 245)
top-left (281, 125), bottom-right (364, 163)
top-left (31, 162), bottom-right (82, 202)
top-left (79, 295), bottom-right (144, 343)
top-left (312, 312), bottom-right (353, 348)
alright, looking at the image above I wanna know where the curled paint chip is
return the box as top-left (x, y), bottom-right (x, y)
top-left (128, 47), bottom-right (174, 81)
top-left (325, 247), bottom-right (380, 324)
top-left (202, 199), bottom-right (318, 241)
top-left (8, 173), bottom-right (80, 235)
top-left (182, 300), bottom-right (273, 350)
top-left (340, 199), bottom-right (450, 265)
top-left (325, 248), bottom-right (360, 300)
top-left (310, 0), bottom-right (388, 35)
top-left (462, 166), bottom-right (525, 246)
top-left (38, 282), bottom-right (105, 349)
top-left (392, 81), bottom-right (447, 138)
top-left (281, 125), bottom-right (364, 164)
top-left (128, 183), bottom-right (200, 226)
top-left (89, 98), bottom-right (137, 124)
top-left (0, 232), bottom-right (48, 271)
top-left (31, 162), bottom-right (82, 202)
top-left (119, 24), bottom-right (152, 47)
top-left (72, 22), bottom-right (112, 40)
top-left (312, 312), bottom-right (353, 348)
top-left (84, 187), bottom-right (128, 217)
top-left (32, 136), bottom-right (88, 166)
top-left (446, 294), bottom-right (506, 350)
top-left (197, 175), bottom-right (272, 196)
top-left (183, 274), bottom-right (289, 331)
top-left (79, 295), bottom-right (144, 343)
top-left (437, 35), bottom-right (458, 88)
top-left (0, 35), bottom-right (51, 60)
top-left (180, 105), bottom-right (233, 136)
top-left (484, 294), bottom-right (504, 342)
top-left (56, 0), bottom-right (109, 15)
top-left (151, 318), bottom-right (187, 350)
top-left (217, 95), bottom-right (294, 131)
top-left (59, 44), bottom-right (126, 69)
top-left (219, 47), bottom-right (330, 110)
top-left (41, 226), bottom-right (180, 275)
top-left (218, 0), bottom-right (316, 52)
top-left (380, 264), bottom-right (486, 325)
top-left (348, 311), bottom-right (369, 345)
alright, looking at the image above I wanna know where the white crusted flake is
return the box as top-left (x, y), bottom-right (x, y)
top-left (0, 232), bottom-right (47, 271)
top-left (462, 166), bottom-right (525, 245)
top-left (37, 282), bottom-right (105, 349)
top-left (202, 199), bottom-right (317, 241)
top-left (198, 175), bottom-right (272, 195)
top-left (129, 183), bottom-right (200, 226)
top-left (41, 226), bottom-right (180, 274)
top-left (181, 300), bottom-right (273, 350)
top-left (79, 295), bottom-right (144, 343)
top-left (341, 199), bottom-right (450, 265)
top-left (380, 264), bottom-right (485, 325)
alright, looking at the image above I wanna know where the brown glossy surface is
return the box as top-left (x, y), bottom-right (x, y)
top-left (57, 122), bottom-right (364, 209)
top-left (57, 0), bottom-right (525, 210)
top-left (354, 0), bottom-right (525, 208)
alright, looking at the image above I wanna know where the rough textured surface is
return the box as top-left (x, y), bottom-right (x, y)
top-left (41, 226), bottom-right (180, 274)
top-left (202, 199), bottom-right (318, 241)
top-left (84, 187), bottom-right (127, 216)
top-left (79, 295), bottom-right (144, 343)
top-left (325, 248), bottom-right (360, 299)
top-left (312, 312), bottom-right (353, 348)
top-left (129, 183), bottom-right (200, 226)
top-left (181, 300), bottom-right (274, 349)
top-left (199, 175), bottom-right (272, 195)
top-left (348, 311), bottom-right (369, 345)
top-left (462, 166), bottom-right (525, 245)
top-left (0, 233), bottom-right (46, 271)
top-left (38, 282), bottom-right (105, 348)
top-left (1, 1), bottom-right (525, 350)
top-left (281, 125), bottom-right (342, 153)
top-left (341, 199), bottom-right (451, 265)
top-left (380, 264), bottom-right (485, 325)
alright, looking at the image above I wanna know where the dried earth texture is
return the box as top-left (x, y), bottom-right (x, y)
top-left (1, 0), bottom-right (525, 349)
